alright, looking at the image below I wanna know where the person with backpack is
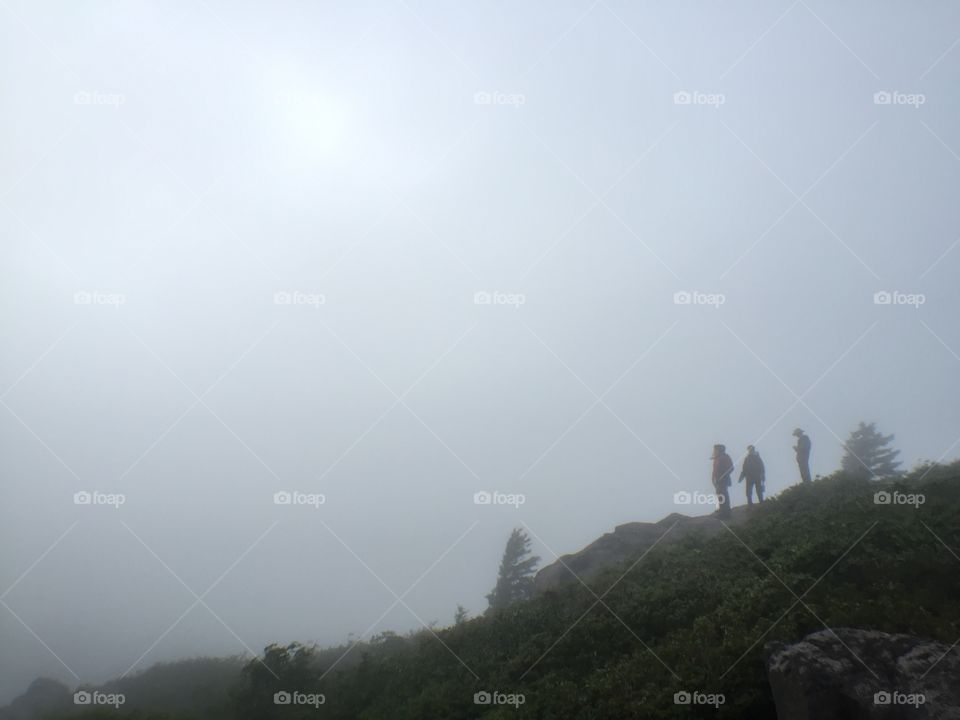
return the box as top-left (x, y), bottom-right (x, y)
top-left (793, 428), bottom-right (812, 484)
top-left (738, 445), bottom-right (765, 505)
top-left (711, 444), bottom-right (734, 518)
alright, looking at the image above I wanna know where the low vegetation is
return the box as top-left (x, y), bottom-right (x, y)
top-left (34, 461), bottom-right (960, 719)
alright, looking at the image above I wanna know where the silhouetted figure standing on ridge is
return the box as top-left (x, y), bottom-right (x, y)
top-left (711, 444), bottom-right (733, 518)
top-left (793, 428), bottom-right (812, 484)
top-left (739, 445), bottom-right (765, 505)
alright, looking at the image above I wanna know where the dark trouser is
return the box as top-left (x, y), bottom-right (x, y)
top-left (797, 456), bottom-right (811, 484)
top-left (716, 484), bottom-right (731, 517)
top-left (746, 478), bottom-right (764, 504)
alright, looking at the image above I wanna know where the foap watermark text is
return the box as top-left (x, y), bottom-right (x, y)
top-left (873, 290), bottom-right (925, 308)
top-left (74, 691), bottom-right (125, 708)
top-left (74, 90), bottom-right (125, 108)
top-left (674, 491), bottom-right (723, 507)
top-left (674, 690), bottom-right (725, 708)
top-left (274, 491), bottom-right (326, 508)
top-left (74, 491), bottom-right (125, 508)
top-left (874, 690), bottom-right (925, 708)
top-left (474, 290), bottom-right (525, 308)
top-left (674, 290), bottom-right (725, 308)
top-left (74, 290), bottom-right (125, 308)
top-left (474, 491), bottom-right (525, 508)
top-left (274, 690), bottom-right (325, 707)
top-left (874, 90), bottom-right (925, 108)
top-left (274, 290), bottom-right (325, 308)
top-left (474, 91), bottom-right (525, 108)
top-left (674, 90), bottom-right (725, 108)
top-left (874, 490), bottom-right (924, 508)
top-left (474, 690), bottom-right (525, 708)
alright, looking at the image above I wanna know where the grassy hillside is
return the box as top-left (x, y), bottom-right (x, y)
top-left (19, 658), bottom-right (243, 720)
top-left (38, 462), bottom-right (960, 719)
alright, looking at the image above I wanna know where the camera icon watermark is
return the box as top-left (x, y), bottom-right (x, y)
top-left (473, 690), bottom-right (525, 708)
top-left (473, 490), bottom-right (525, 508)
top-left (673, 490), bottom-right (722, 507)
top-left (474, 290), bottom-right (526, 308)
top-left (874, 490), bottom-right (924, 508)
top-left (74, 90), bottom-right (125, 108)
top-left (873, 90), bottom-right (925, 108)
top-left (874, 690), bottom-right (925, 707)
top-left (673, 290), bottom-right (725, 308)
top-left (274, 290), bottom-right (325, 308)
top-left (674, 690), bottom-right (725, 707)
top-left (673, 90), bottom-right (725, 108)
top-left (74, 690), bottom-right (125, 708)
top-left (273, 490), bottom-right (326, 508)
top-left (473, 91), bottom-right (525, 108)
top-left (73, 490), bottom-right (126, 509)
top-left (873, 290), bottom-right (925, 308)
top-left (74, 290), bottom-right (126, 308)
top-left (273, 690), bottom-right (325, 707)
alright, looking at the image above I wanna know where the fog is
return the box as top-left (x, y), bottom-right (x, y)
top-left (2, 0), bottom-right (959, 703)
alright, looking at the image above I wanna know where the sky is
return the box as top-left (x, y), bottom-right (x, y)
top-left (2, 0), bottom-right (960, 704)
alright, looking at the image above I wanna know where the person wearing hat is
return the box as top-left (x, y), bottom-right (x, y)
top-left (792, 428), bottom-right (812, 484)
top-left (738, 445), bottom-right (765, 505)
top-left (711, 444), bottom-right (734, 517)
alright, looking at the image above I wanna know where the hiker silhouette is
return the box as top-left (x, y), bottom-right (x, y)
top-left (793, 428), bottom-right (812, 484)
top-left (711, 444), bottom-right (733, 518)
top-left (739, 445), bottom-right (765, 505)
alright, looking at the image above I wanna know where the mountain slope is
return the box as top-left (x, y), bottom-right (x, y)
top-left (230, 462), bottom-right (960, 719)
top-left (10, 462), bottom-right (960, 719)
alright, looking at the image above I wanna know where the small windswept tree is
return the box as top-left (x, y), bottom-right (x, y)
top-left (841, 421), bottom-right (902, 479)
top-left (454, 604), bottom-right (468, 626)
top-left (486, 528), bottom-right (540, 612)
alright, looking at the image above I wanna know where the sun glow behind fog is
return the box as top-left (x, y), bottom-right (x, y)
top-left (266, 77), bottom-right (351, 166)
top-left (251, 48), bottom-right (447, 186)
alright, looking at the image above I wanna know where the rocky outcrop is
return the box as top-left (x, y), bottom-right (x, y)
top-left (533, 504), bottom-right (751, 593)
top-left (766, 628), bottom-right (960, 719)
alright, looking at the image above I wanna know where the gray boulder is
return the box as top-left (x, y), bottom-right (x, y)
top-left (766, 628), bottom-right (960, 719)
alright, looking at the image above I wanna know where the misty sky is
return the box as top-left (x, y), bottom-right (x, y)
top-left (3, 0), bottom-right (960, 704)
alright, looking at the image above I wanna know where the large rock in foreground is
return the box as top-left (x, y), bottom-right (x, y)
top-left (533, 504), bottom-right (751, 593)
top-left (766, 628), bottom-right (960, 720)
